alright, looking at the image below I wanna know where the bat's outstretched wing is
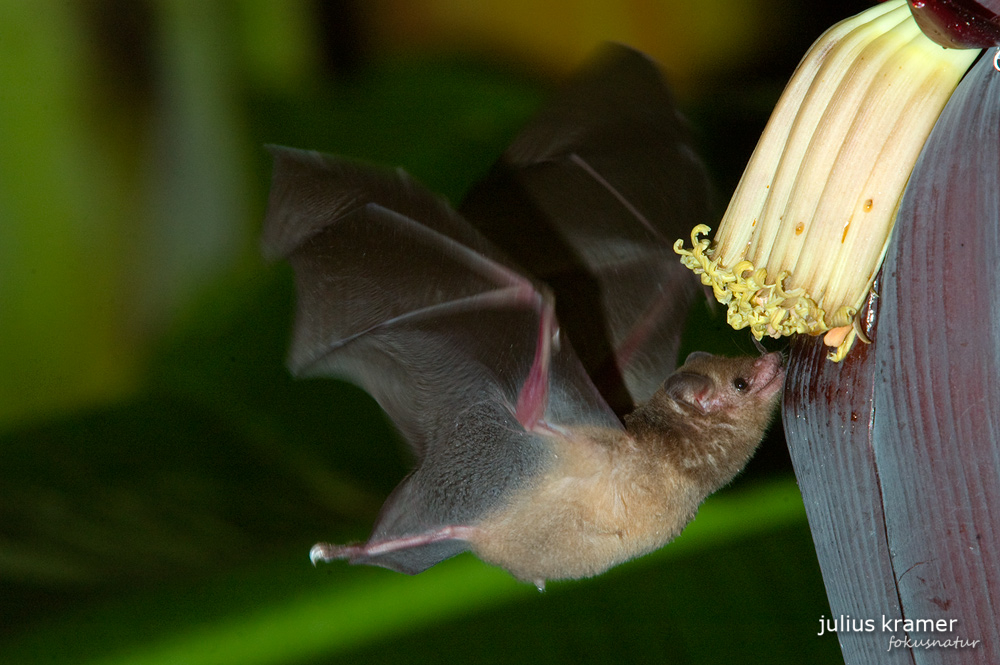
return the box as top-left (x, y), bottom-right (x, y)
top-left (461, 43), bottom-right (711, 416)
top-left (263, 146), bottom-right (621, 573)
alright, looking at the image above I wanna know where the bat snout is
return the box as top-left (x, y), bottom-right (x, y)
top-left (751, 352), bottom-right (785, 398)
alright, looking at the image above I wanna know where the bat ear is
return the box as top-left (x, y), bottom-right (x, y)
top-left (662, 372), bottom-right (716, 413)
top-left (682, 351), bottom-right (713, 365)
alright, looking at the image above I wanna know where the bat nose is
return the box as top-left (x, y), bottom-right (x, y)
top-left (754, 352), bottom-right (783, 370)
top-left (751, 352), bottom-right (785, 396)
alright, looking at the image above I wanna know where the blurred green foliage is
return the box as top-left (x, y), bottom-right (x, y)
top-left (0, 1), bottom-right (868, 662)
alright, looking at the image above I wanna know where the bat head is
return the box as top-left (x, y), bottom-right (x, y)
top-left (663, 351), bottom-right (784, 416)
top-left (624, 351), bottom-right (785, 492)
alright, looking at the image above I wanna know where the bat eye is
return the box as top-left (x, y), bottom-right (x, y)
top-left (733, 377), bottom-right (749, 392)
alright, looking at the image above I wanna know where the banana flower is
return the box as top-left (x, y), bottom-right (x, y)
top-left (674, 0), bottom-right (977, 360)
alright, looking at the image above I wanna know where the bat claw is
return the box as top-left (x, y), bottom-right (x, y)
top-left (310, 542), bottom-right (347, 565)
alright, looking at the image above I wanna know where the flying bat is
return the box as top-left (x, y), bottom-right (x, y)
top-left (262, 45), bottom-right (784, 588)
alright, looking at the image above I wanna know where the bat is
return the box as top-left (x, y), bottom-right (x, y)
top-left (262, 45), bottom-right (785, 588)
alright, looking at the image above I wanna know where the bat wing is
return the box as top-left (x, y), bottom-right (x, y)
top-left (460, 43), bottom-right (711, 416)
top-left (263, 146), bottom-right (622, 573)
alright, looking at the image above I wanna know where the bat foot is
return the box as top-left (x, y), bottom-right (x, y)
top-left (310, 542), bottom-right (355, 565)
top-left (310, 526), bottom-right (478, 567)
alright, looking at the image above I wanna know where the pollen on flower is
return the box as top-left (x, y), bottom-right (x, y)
top-left (673, 225), bottom-right (834, 341)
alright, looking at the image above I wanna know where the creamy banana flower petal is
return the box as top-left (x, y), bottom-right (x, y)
top-left (674, 0), bottom-right (978, 361)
